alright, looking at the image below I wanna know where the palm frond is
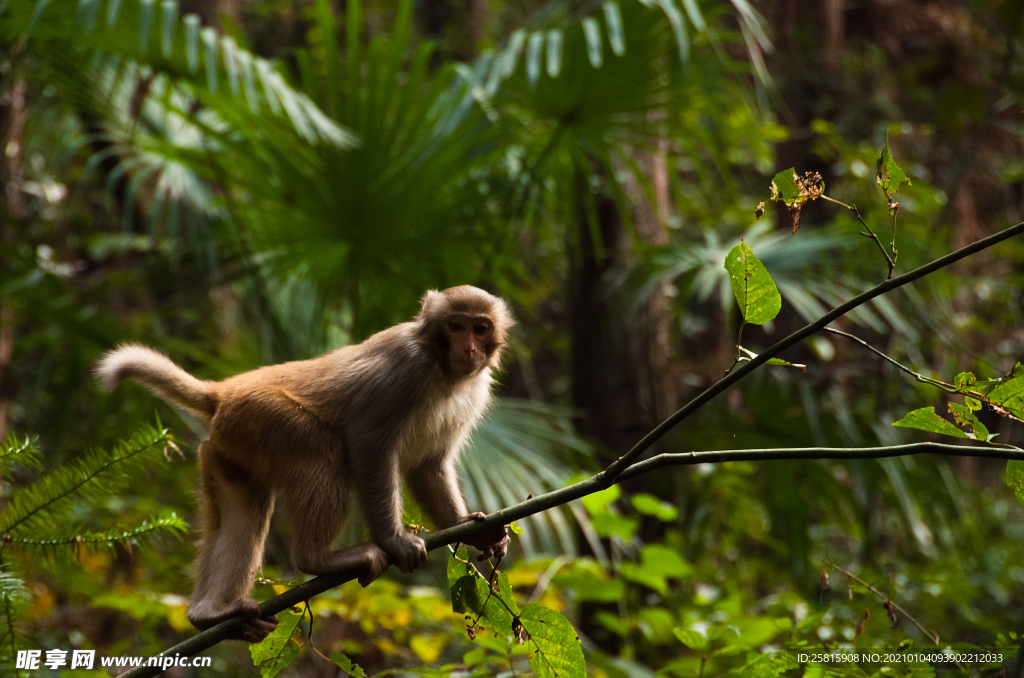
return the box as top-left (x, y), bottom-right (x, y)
top-left (2, 0), bottom-right (354, 148)
top-left (460, 398), bottom-right (598, 557)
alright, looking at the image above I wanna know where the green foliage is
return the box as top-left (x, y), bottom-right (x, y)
top-left (1, 0), bottom-right (352, 147)
top-left (447, 548), bottom-right (584, 678)
top-left (725, 241), bottom-right (781, 326)
top-left (518, 603), bottom-right (585, 678)
top-left (770, 168), bottom-right (803, 205)
top-left (250, 607), bottom-right (303, 677)
top-left (1006, 461), bottom-right (1024, 506)
top-left (0, 423), bottom-right (183, 551)
top-left (330, 651), bottom-right (367, 677)
top-left (892, 407), bottom-right (969, 439)
top-left (876, 133), bottom-right (911, 195)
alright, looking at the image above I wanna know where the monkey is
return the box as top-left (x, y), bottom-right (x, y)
top-left (96, 285), bottom-right (514, 642)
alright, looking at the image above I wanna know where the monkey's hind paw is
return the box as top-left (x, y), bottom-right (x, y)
top-left (380, 533), bottom-right (428, 575)
top-left (239, 615), bottom-right (279, 644)
top-left (188, 598), bottom-right (278, 642)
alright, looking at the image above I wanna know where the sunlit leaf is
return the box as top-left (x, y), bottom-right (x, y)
top-left (725, 241), bottom-right (781, 325)
top-left (520, 603), bottom-right (586, 678)
top-left (1005, 460), bottom-right (1024, 508)
top-left (876, 133), bottom-right (911, 194)
top-left (250, 608), bottom-right (302, 678)
top-left (631, 492), bottom-right (678, 521)
top-left (892, 407), bottom-right (968, 439)
top-left (674, 627), bottom-right (709, 651)
top-left (330, 652), bottom-right (366, 677)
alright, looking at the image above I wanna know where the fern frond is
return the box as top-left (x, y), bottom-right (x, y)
top-left (0, 434), bottom-right (42, 471)
top-left (0, 424), bottom-right (174, 535)
top-left (0, 563), bottom-right (28, 653)
top-left (7, 513), bottom-right (188, 556)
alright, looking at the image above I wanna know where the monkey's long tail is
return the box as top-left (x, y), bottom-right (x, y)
top-left (96, 344), bottom-right (217, 422)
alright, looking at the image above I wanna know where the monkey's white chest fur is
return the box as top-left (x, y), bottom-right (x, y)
top-left (395, 370), bottom-right (494, 472)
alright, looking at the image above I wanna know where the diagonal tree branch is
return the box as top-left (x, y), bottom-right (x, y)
top-left (123, 219), bottom-right (1024, 677)
top-left (599, 219), bottom-right (1024, 481)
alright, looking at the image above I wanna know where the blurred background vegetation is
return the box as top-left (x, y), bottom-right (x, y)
top-left (1, 0), bottom-right (1023, 675)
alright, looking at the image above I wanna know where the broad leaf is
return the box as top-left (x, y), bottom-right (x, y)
top-left (1005, 460), bottom-right (1024, 508)
top-left (674, 627), bottom-right (709, 651)
top-left (725, 242), bottom-right (781, 325)
top-left (631, 492), bottom-right (678, 521)
top-left (770, 168), bottom-right (801, 204)
top-left (330, 652), bottom-right (366, 677)
top-left (892, 407), bottom-right (968, 439)
top-left (876, 133), bottom-right (911, 194)
top-left (520, 603), bottom-right (586, 678)
top-left (980, 364), bottom-right (1024, 419)
top-left (448, 548), bottom-right (518, 636)
top-left (250, 608), bottom-right (303, 678)
top-left (948, 402), bottom-right (990, 440)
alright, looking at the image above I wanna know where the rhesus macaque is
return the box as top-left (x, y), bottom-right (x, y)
top-left (97, 286), bottom-right (513, 642)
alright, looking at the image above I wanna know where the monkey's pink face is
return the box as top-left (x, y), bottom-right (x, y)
top-left (444, 314), bottom-right (494, 377)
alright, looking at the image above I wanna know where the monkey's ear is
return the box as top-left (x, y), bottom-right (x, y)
top-left (418, 290), bottom-right (446, 320)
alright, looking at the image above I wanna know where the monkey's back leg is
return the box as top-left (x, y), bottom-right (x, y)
top-left (188, 441), bottom-right (278, 642)
top-left (285, 447), bottom-right (390, 586)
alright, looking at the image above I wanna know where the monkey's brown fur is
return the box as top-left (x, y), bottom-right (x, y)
top-left (97, 286), bottom-right (513, 642)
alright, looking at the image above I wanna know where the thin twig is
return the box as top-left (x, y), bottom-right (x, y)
top-left (820, 194), bottom-right (896, 279)
top-left (826, 561), bottom-right (940, 645)
top-left (823, 327), bottom-right (957, 393)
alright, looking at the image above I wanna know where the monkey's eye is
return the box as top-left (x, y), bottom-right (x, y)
top-left (448, 320), bottom-right (465, 333)
top-left (472, 323), bottom-right (489, 336)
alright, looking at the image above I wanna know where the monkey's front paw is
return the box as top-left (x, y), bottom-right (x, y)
top-left (379, 532), bottom-right (428, 574)
top-left (458, 512), bottom-right (510, 562)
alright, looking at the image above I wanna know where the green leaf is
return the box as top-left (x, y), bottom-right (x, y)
top-left (250, 608), bottom-right (302, 677)
top-left (1005, 460), bottom-right (1024, 508)
top-left (876, 133), bottom-right (911, 194)
top-left (520, 603), bottom-right (586, 678)
top-left (590, 513), bottom-right (638, 539)
top-left (509, 520), bottom-right (524, 535)
top-left (448, 548), bottom-right (518, 635)
top-left (581, 484), bottom-right (620, 514)
top-left (330, 652), bottom-right (366, 677)
top-left (892, 407), bottom-right (968, 439)
top-left (770, 167), bottom-right (801, 204)
top-left (619, 562), bottom-right (667, 595)
top-left (954, 371), bottom-right (977, 391)
top-left (981, 364), bottom-right (1024, 419)
top-left (674, 627), bottom-right (709, 651)
top-left (948, 402), bottom-right (990, 440)
top-left (640, 544), bottom-right (692, 578)
top-left (725, 241), bottom-right (781, 325)
top-left (766, 357), bottom-right (807, 371)
top-left (631, 492), bottom-right (678, 521)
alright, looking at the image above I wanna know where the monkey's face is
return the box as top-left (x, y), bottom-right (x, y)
top-left (443, 314), bottom-right (494, 377)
